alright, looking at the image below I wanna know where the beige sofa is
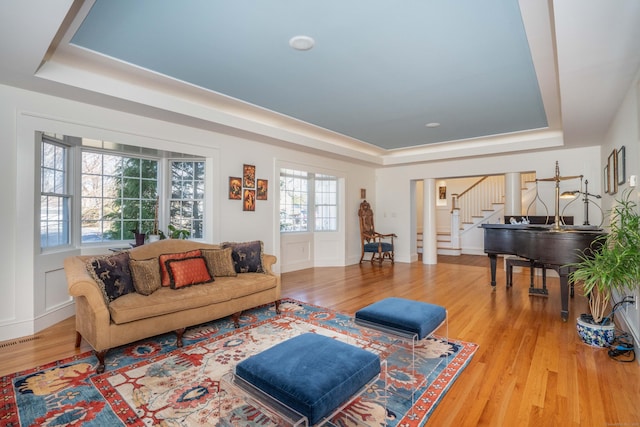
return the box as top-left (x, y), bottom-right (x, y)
top-left (64, 239), bottom-right (280, 373)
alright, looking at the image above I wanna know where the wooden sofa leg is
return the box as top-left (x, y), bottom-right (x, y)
top-left (231, 312), bottom-right (242, 328)
top-left (275, 300), bottom-right (281, 314)
top-left (95, 350), bottom-right (108, 374)
top-left (176, 328), bottom-right (186, 348)
top-left (75, 331), bottom-right (82, 348)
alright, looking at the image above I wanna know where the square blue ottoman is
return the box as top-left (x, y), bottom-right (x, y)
top-left (235, 333), bottom-right (380, 425)
top-left (355, 297), bottom-right (446, 340)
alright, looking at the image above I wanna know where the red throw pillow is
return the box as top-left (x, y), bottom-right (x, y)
top-left (159, 250), bottom-right (202, 286)
top-left (166, 256), bottom-right (213, 289)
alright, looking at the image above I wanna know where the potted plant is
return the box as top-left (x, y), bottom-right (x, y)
top-left (131, 228), bottom-right (146, 247)
top-left (167, 224), bottom-right (190, 239)
top-left (568, 188), bottom-right (640, 347)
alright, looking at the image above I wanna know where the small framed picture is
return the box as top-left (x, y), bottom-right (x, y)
top-left (257, 179), bottom-right (268, 200)
top-left (617, 145), bottom-right (626, 186)
top-left (228, 177), bottom-right (242, 200)
top-left (604, 164), bottom-right (610, 194)
top-left (243, 164), bottom-right (255, 188)
top-left (608, 149), bottom-right (617, 195)
top-left (438, 186), bottom-right (447, 200)
top-left (243, 189), bottom-right (255, 211)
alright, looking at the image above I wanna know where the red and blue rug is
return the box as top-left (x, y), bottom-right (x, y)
top-left (0, 299), bottom-right (477, 426)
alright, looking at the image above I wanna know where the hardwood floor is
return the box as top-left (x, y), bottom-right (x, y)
top-left (280, 255), bottom-right (640, 426)
top-left (1, 255), bottom-right (638, 426)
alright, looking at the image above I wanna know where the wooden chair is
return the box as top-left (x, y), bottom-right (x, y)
top-left (358, 200), bottom-right (397, 264)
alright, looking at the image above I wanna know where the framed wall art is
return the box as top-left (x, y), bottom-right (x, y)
top-left (228, 176), bottom-right (242, 200)
top-left (243, 189), bottom-right (256, 211)
top-left (617, 145), bottom-right (626, 186)
top-left (608, 149), bottom-right (618, 195)
top-left (438, 186), bottom-right (447, 200)
top-left (257, 179), bottom-right (268, 200)
top-left (243, 164), bottom-right (255, 188)
top-left (604, 164), bottom-right (610, 194)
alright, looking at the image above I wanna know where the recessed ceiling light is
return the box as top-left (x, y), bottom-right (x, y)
top-left (289, 35), bottom-right (315, 51)
top-left (425, 122), bottom-right (440, 128)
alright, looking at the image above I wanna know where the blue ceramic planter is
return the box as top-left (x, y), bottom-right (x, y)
top-left (576, 315), bottom-right (615, 347)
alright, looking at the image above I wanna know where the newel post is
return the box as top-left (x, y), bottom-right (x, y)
top-left (450, 206), bottom-right (461, 250)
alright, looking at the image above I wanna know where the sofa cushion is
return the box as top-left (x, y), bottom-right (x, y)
top-left (215, 273), bottom-right (278, 299)
top-left (129, 258), bottom-right (161, 296)
top-left (108, 272), bottom-right (278, 324)
top-left (201, 247), bottom-right (237, 277)
top-left (222, 240), bottom-right (264, 273)
top-left (87, 252), bottom-right (135, 304)
top-left (166, 256), bottom-right (213, 289)
top-left (158, 249), bottom-right (202, 286)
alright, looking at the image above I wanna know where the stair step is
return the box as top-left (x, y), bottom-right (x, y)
top-left (437, 247), bottom-right (462, 256)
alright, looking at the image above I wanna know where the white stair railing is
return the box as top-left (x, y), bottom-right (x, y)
top-left (434, 172), bottom-right (537, 255)
top-left (451, 175), bottom-right (505, 225)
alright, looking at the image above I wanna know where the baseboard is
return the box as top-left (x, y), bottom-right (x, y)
top-left (0, 319), bottom-right (36, 342)
top-left (34, 303), bottom-right (76, 334)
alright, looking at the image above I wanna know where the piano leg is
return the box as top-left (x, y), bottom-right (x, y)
top-left (488, 253), bottom-right (497, 287)
top-left (557, 266), bottom-right (571, 322)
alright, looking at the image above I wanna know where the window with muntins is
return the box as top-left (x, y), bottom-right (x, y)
top-left (315, 174), bottom-right (338, 231)
top-left (81, 151), bottom-right (158, 242)
top-left (280, 169), bottom-right (338, 232)
top-left (40, 134), bottom-right (71, 248)
top-left (170, 160), bottom-right (205, 239)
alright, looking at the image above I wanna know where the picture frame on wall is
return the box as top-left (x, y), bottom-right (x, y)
top-left (243, 189), bottom-right (256, 211)
top-left (438, 186), bottom-right (447, 200)
top-left (617, 145), bottom-right (626, 185)
top-left (228, 176), bottom-right (242, 200)
top-left (257, 179), bottom-right (268, 200)
top-left (243, 164), bottom-right (255, 188)
top-left (604, 164), bottom-right (610, 194)
top-left (608, 149), bottom-right (618, 195)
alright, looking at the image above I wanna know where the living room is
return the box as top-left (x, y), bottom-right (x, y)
top-left (1, 1), bottom-right (640, 425)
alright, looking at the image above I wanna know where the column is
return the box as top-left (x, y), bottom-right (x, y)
top-left (504, 172), bottom-right (522, 218)
top-left (423, 178), bottom-right (437, 265)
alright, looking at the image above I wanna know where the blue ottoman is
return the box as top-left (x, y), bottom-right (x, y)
top-left (355, 297), bottom-right (446, 340)
top-left (235, 333), bottom-right (380, 425)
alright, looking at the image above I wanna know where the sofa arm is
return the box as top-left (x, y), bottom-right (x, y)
top-left (64, 256), bottom-right (112, 351)
top-left (263, 253), bottom-right (278, 276)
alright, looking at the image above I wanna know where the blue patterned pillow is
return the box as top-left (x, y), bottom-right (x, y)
top-left (87, 251), bottom-right (135, 304)
top-left (221, 240), bottom-right (265, 273)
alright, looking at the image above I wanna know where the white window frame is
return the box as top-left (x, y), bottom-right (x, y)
top-left (80, 149), bottom-right (160, 243)
top-left (169, 159), bottom-right (206, 239)
top-left (39, 133), bottom-right (72, 250)
top-left (280, 169), bottom-right (338, 233)
top-left (314, 174), bottom-right (338, 231)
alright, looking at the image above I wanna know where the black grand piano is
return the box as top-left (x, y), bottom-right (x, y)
top-left (481, 224), bottom-right (605, 321)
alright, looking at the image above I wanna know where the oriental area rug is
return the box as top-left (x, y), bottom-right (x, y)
top-left (0, 299), bottom-right (477, 426)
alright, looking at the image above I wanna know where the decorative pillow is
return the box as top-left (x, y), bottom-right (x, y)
top-left (201, 248), bottom-right (237, 277)
top-left (129, 258), bottom-right (161, 296)
top-left (87, 252), bottom-right (135, 304)
top-left (166, 256), bottom-right (213, 289)
top-left (159, 249), bottom-right (202, 286)
top-left (221, 240), bottom-right (265, 273)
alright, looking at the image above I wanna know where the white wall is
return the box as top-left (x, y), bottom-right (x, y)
top-left (0, 84), bottom-right (375, 341)
top-left (600, 70), bottom-right (640, 348)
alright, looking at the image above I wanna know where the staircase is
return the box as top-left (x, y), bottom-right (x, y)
top-left (418, 173), bottom-right (536, 256)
